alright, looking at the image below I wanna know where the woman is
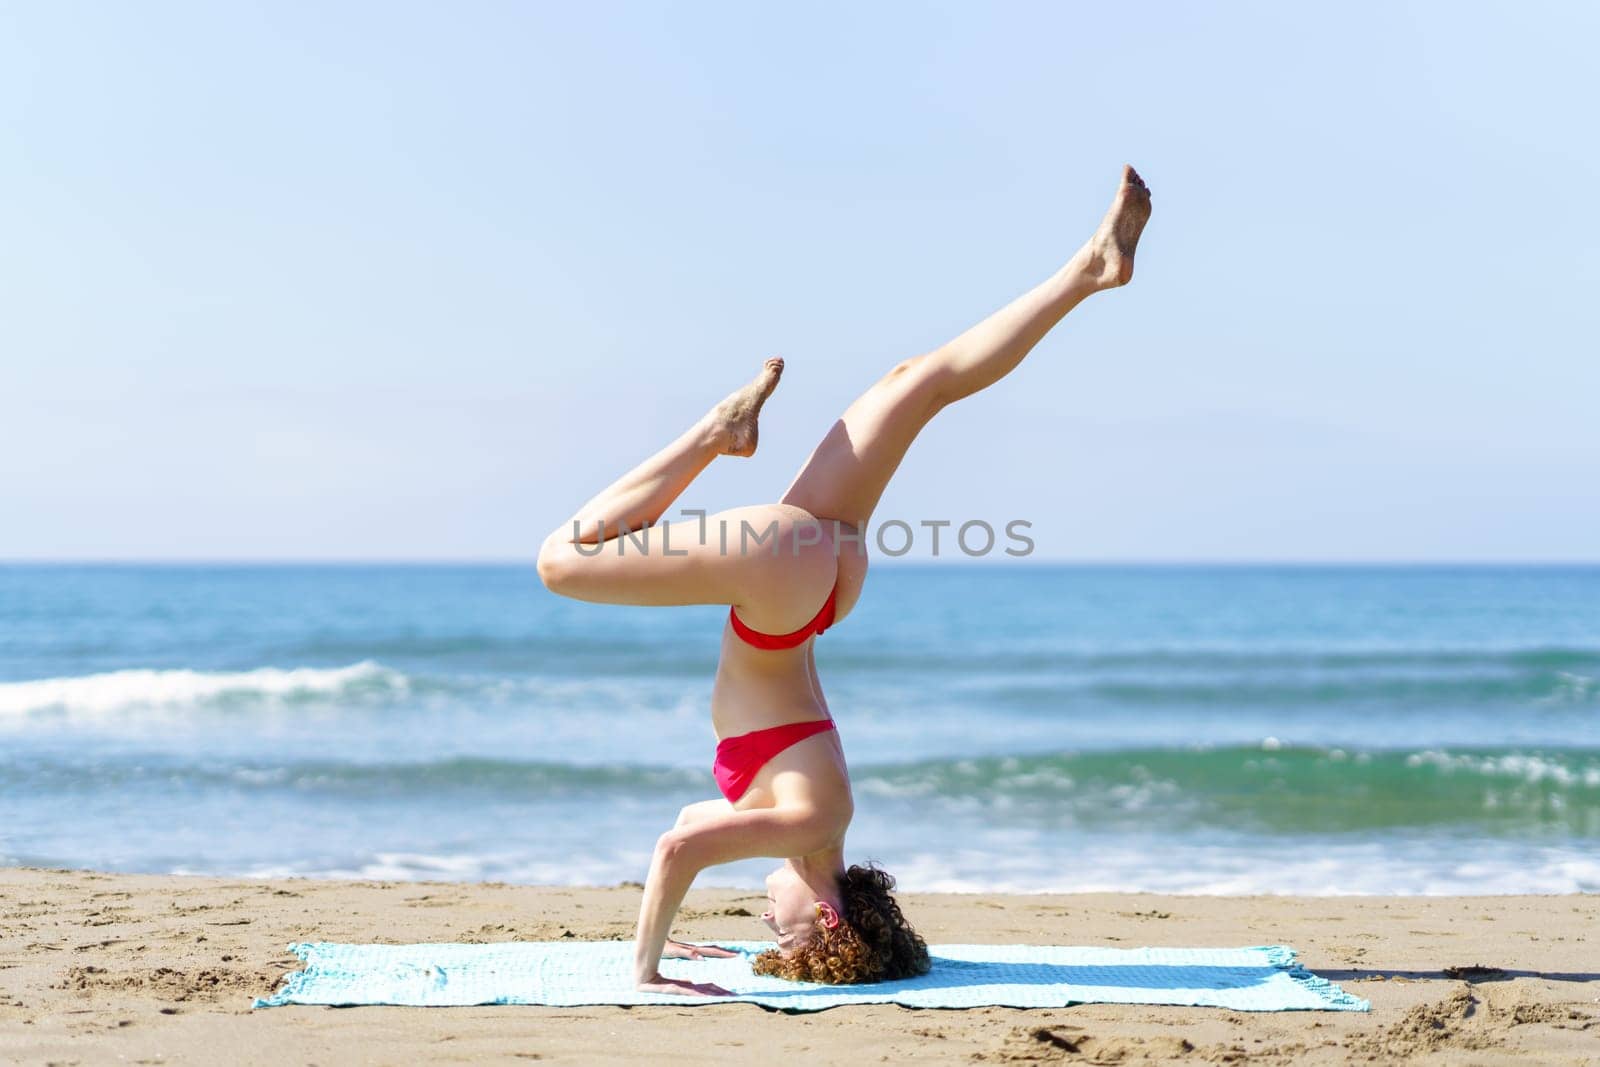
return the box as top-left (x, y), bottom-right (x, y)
top-left (538, 166), bottom-right (1152, 996)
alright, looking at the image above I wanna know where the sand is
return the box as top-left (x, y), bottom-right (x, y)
top-left (2, 868), bottom-right (1596, 1065)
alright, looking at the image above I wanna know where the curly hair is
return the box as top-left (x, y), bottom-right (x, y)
top-left (751, 863), bottom-right (930, 984)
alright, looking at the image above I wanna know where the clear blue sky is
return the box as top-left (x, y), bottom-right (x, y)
top-left (2, 1), bottom-right (1596, 561)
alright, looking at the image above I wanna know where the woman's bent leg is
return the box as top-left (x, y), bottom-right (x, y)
top-left (553, 358), bottom-right (784, 546)
top-left (537, 359), bottom-right (837, 626)
top-left (539, 502), bottom-right (835, 627)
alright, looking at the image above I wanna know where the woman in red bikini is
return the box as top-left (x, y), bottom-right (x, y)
top-left (538, 166), bottom-right (1152, 996)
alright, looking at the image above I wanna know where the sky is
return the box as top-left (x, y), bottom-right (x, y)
top-left (2, 1), bottom-right (1596, 562)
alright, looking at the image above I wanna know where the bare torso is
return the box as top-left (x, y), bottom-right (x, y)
top-left (707, 513), bottom-right (869, 815)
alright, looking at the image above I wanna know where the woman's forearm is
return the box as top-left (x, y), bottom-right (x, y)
top-left (632, 829), bottom-right (699, 984)
top-left (632, 807), bottom-right (815, 986)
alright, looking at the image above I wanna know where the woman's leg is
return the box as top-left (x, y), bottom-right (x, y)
top-left (556, 357), bottom-right (784, 545)
top-left (537, 358), bottom-right (836, 625)
top-left (781, 167), bottom-right (1152, 527)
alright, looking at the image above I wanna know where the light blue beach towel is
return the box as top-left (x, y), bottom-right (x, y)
top-left (254, 940), bottom-right (1367, 1013)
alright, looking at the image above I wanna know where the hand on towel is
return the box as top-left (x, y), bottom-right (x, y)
top-left (637, 973), bottom-right (733, 997)
top-left (661, 939), bottom-right (739, 961)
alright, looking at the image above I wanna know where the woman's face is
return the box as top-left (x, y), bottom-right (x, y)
top-left (761, 864), bottom-right (824, 952)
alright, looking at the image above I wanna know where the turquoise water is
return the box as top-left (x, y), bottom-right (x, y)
top-left (3, 564), bottom-right (1598, 894)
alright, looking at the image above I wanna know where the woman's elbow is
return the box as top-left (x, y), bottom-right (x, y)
top-left (653, 828), bottom-right (691, 868)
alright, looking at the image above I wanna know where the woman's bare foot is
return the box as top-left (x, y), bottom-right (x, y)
top-left (709, 357), bottom-right (784, 457)
top-left (1076, 165), bottom-right (1153, 290)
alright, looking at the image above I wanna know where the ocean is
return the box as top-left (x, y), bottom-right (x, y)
top-left (3, 563), bottom-right (1598, 895)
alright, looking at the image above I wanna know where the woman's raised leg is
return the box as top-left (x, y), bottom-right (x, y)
top-left (781, 166), bottom-right (1152, 527)
top-left (538, 357), bottom-right (835, 620)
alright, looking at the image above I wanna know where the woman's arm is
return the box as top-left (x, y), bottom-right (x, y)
top-left (632, 806), bottom-right (832, 990)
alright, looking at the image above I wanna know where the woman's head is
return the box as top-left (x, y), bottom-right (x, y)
top-left (753, 862), bottom-right (930, 984)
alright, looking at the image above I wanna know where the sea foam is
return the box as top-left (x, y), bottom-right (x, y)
top-left (0, 661), bottom-right (407, 717)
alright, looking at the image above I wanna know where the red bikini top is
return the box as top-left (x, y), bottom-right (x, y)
top-left (728, 585), bottom-right (838, 650)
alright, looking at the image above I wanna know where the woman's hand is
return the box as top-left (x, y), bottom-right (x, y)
top-left (636, 972), bottom-right (733, 997)
top-left (661, 939), bottom-right (740, 961)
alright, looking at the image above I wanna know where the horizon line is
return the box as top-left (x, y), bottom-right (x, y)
top-left (4, 558), bottom-right (1600, 568)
